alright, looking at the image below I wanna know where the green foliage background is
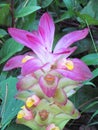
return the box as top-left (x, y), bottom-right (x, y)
top-left (0, 0), bottom-right (98, 130)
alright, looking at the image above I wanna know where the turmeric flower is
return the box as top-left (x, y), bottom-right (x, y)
top-left (3, 12), bottom-right (92, 81)
top-left (3, 12), bottom-right (92, 130)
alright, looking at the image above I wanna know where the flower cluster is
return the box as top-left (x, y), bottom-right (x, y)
top-left (4, 13), bottom-right (92, 130)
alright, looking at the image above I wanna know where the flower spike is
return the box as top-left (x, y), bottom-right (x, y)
top-left (4, 12), bottom-right (92, 130)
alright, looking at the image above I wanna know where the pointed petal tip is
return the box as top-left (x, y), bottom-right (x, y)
top-left (3, 66), bottom-right (8, 71)
top-left (81, 28), bottom-right (89, 36)
top-left (3, 66), bottom-right (13, 71)
top-left (54, 28), bottom-right (89, 54)
top-left (8, 27), bottom-right (12, 31)
top-left (39, 12), bottom-right (55, 52)
top-left (85, 71), bottom-right (93, 81)
top-left (41, 12), bottom-right (52, 18)
top-left (42, 12), bottom-right (49, 16)
top-left (3, 62), bottom-right (14, 71)
top-left (8, 27), bottom-right (16, 35)
top-left (3, 55), bottom-right (24, 71)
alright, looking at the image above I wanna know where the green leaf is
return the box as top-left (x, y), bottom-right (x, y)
top-left (70, 86), bottom-right (98, 112)
top-left (0, 38), bottom-right (24, 64)
top-left (0, 77), bottom-right (23, 130)
top-left (81, 0), bottom-right (98, 20)
top-left (0, 29), bottom-right (7, 38)
top-left (27, 0), bottom-right (37, 6)
top-left (0, 72), bottom-right (8, 82)
top-left (15, 6), bottom-right (41, 18)
top-left (55, 11), bottom-right (74, 23)
top-left (81, 53), bottom-right (98, 65)
top-left (39, 0), bottom-right (53, 8)
top-left (92, 68), bottom-right (98, 79)
top-left (77, 0), bottom-right (98, 25)
top-left (83, 81), bottom-right (96, 87)
top-left (5, 123), bottom-right (31, 130)
top-left (22, 12), bottom-right (38, 31)
top-left (88, 121), bottom-right (98, 126)
top-left (63, 0), bottom-right (75, 9)
top-left (74, 39), bottom-right (91, 55)
top-left (89, 110), bottom-right (98, 123)
top-left (82, 101), bottom-right (98, 113)
top-left (0, 4), bottom-right (10, 25)
top-left (77, 13), bottom-right (98, 25)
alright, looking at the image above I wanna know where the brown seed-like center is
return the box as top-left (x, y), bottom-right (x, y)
top-left (44, 74), bottom-right (55, 85)
top-left (39, 110), bottom-right (49, 121)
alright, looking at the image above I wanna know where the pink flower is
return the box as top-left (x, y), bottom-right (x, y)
top-left (3, 12), bottom-right (92, 81)
top-left (56, 58), bottom-right (92, 81)
top-left (17, 106), bottom-right (33, 120)
top-left (39, 74), bottom-right (59, 97)
top-left (26, 95), bottom-right (40, 108)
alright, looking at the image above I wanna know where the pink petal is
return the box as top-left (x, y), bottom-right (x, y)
top-left (8, 28), bottom-right (46, 61)
top-left (53, 46), bottom-right (77, 61)
top-left (3, 55), bottom-right (25, 71)
top-left (23, 107), bottom-right (33, 120)
top-left (8, 28), bottom-right (35, 49)
top-left (56, 58), bottom-right (92, 81)
top-left (21, 58), bottom-right (44, 76)
top-left (54, 28), bottom-right (89, 53)
top-left (27, 34), bottom-right (52, 63)
top-left (39, 13), bottom-right (55, 52)
top-left (39, 74), bottom-right (59, 97)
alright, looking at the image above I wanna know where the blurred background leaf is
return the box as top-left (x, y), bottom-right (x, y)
top-left (80, 0), bottom-right (98, 20)
top-left (38, 0), bottom-right (53, 8)
top-left (0, 4), bottom-right (10, 25)
top-left (63, 0), bottom-right (75, 9)
top-left (0, 38), bottom-right (24, 64)
top-left (70, 86), bottom-right (98, 112)
top-left (5, 123), bottom-right (30, 130)
top-left (0, 77), bottom-right (23, 130)
top-left (81, 53), bottom-right (98, 65)
top-left (15, 6), bottom-right (41, 18)
top-left (0, 29), bottom-right (7, 38)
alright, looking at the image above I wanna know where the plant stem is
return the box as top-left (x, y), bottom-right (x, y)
top-left (10, 0), bottom-right (15, 27)
top-left (85, 20), bottom-right (98, 54)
